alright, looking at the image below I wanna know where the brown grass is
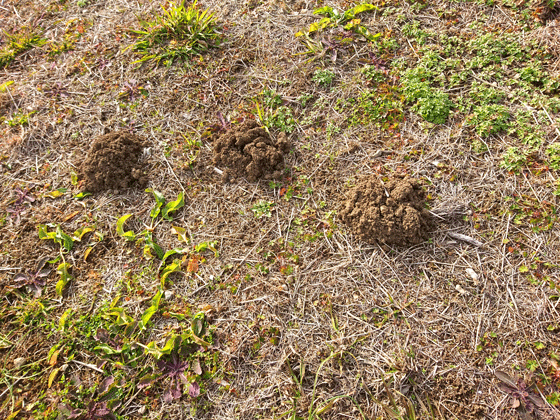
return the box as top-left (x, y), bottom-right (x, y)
top-left (1, 0), bottom-right (560, 419)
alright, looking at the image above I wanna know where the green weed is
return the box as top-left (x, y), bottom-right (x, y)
top-left (128, 0), bottom-right (222, 66)
top-left (312, 69), bottom-right (335, 86)
top-left (467, 104), bottom-right (510, 137)
top-left (501, 147), bottom-right (528, 173)
top-left (0, 27), bottom-right (46, 68)
top-left (295, 4), bottom-right (380, 42)
top-left (546, 143), bottom-right (560, 169)
top-left (251, 201), bottom-right (274, 218)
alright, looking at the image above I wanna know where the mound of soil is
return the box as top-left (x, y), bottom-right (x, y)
top-left (81, 131), bottom-right (148, 193)
top-left (339, 175), bottom-right (433, 246)
top-left (212, 120), bottom-right (290, 182)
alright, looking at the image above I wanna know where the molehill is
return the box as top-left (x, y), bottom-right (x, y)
top-left (212, 120), bottom-right (290, 182)
top-left (81, 131), bottom-right (148, 193)
top-left (340, 175), bottom-right (433, 246)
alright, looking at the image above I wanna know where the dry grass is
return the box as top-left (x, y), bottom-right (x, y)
top-left (1, 0), bottom-right (560, 419)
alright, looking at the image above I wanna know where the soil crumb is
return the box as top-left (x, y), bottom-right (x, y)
top-left (339, 175), bottom-right (433, 246)
top-left (81, 131), bottom-right (148, 192)
top-left (212, 120), bottom-right (290, 182)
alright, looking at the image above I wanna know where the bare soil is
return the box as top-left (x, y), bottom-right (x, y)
top-left (340, 175), bottom-right (433, 246)
top-left (212, 119), bottom-right (290, 182)
top-left (81, 131), bottom-right (148, 192)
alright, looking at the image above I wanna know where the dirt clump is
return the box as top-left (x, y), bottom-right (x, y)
top-left (212, 120), bottom-right (290, 182)
top-left (81, 131), bottom-right (148, 193)
top-left (339, 174), bottom-right (433, 246)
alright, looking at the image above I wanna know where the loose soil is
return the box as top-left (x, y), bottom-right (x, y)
top-left (212, 120), bottom-right (290, 182)
top-left (81, 131), bottom-right (148, 193)
top-left (339, 175), bottom-right (433, 246)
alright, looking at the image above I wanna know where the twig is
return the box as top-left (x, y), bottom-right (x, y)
top-left (447, 232), bottom-right (484, 247)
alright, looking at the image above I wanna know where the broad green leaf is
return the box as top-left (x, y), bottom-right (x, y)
top-left (160, 260), bottom-right (181, 287)
top-left (343, 3), bottom-right (376, 20)
top-left (194, 240), bottom-right (218, 257)
top-left (139, 290), bottom-right (162, 331)
top-left (106, 307), bottom-right (134, 326)
top-left (144, 233), bottom-right (164, 260)
top-left (191, 313), bottom-right (205, 338)
top-left (116, 214), bottom-right (136, 241)
top-left (308, 17), bottom-right (332, 34)
top-left (146, 188), bottom-right (166, 219)
top-left (162, 192), bottom-right (185, 221)
top-left (94, 343), bottom-right (122, 355)
top-left (73, 226), bottom-right (94, 241)
top-left (145, 335), bottom-right (177, 359)
top-left (161, 247), bottom-right (189, 262)
top-left (38, 225), bottom-right (55, 241)
top-left (55, 226), bottom-right (74, 252)
top-left (124, 320), bottom-right (138, 337)
top-left (313, 6), bottom-right (333, 16)
top-left (44, 188), bottom-right (67, 198)
top-left (353, 25), bottom-right (380, 41)
top-left (343, 18), bottom-right (361, 30)
top-left (139, 305), bottom-right (158, 331)
top-left (55, 263), bottom-right (73, 296)
top-left (171, 226), bottom-right (190, 243)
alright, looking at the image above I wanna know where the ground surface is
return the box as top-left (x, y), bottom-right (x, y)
top-left (1, 0), bottom-right (560, 419)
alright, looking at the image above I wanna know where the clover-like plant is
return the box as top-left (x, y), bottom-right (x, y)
top-left (13, 257), bottom-right (51, 297)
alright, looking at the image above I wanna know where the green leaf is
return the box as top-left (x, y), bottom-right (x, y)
top-left (313, 6), bottom-right (334, 17)
top-left (38, 224), bottom-right (56, 241)
top-left (194, 240), bottom-right (218, 257)
top-left (308, 17), bottom-right (332, 34)
top-left (94, 343), bottom-right (122, 355)
top-left (70, 171), bottom-right (78, 186)
top-left (144, 233), bottom-right (164, 260)
top-left (139, 290), bottom-right (162, 332)
top-left (343, 3), bottom-right (376, 21)
top-left (145, 335), bottom-right (177, 359)
top-left (161, 247), bottom-right (189, 263)
top-left (146, 188), bottom-right (166, 219)
top-left (55, 263), bottom-right (73, 296)
top-left (162, 192), bottom-right (185, 221)
top-left (44, 188), bottom-right (67, 198)
top-left (74, 192), bottom-right (91, 200)
top-left (191, 313), bottom-right (206, 338)
top-left (160, 260), bottom-right (181, 287)
top-left (171, 226), bottom-right (190, 243)
top-left (73, 226), bottom-right (94, 241)
top-left (55, 226), bottom-right (74, 252)
top-left (105, 307), bottom-right (134, 326)
top-left (116, 214), bottom-right (136, 241)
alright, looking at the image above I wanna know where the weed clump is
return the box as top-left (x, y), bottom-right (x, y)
top-left (128, 0), bottom-right (222, 66)
top-left (81, 131), bottom-right (148, 192)
top-left (0, 28), bottom-right (45, 68)
top-left (212, 120), bottom-right (290, 182)
top-left (340, 175), bottom-right (433, 246)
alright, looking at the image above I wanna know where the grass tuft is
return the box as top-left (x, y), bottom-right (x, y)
top-left (128, 0), bottom-right (222, 67)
